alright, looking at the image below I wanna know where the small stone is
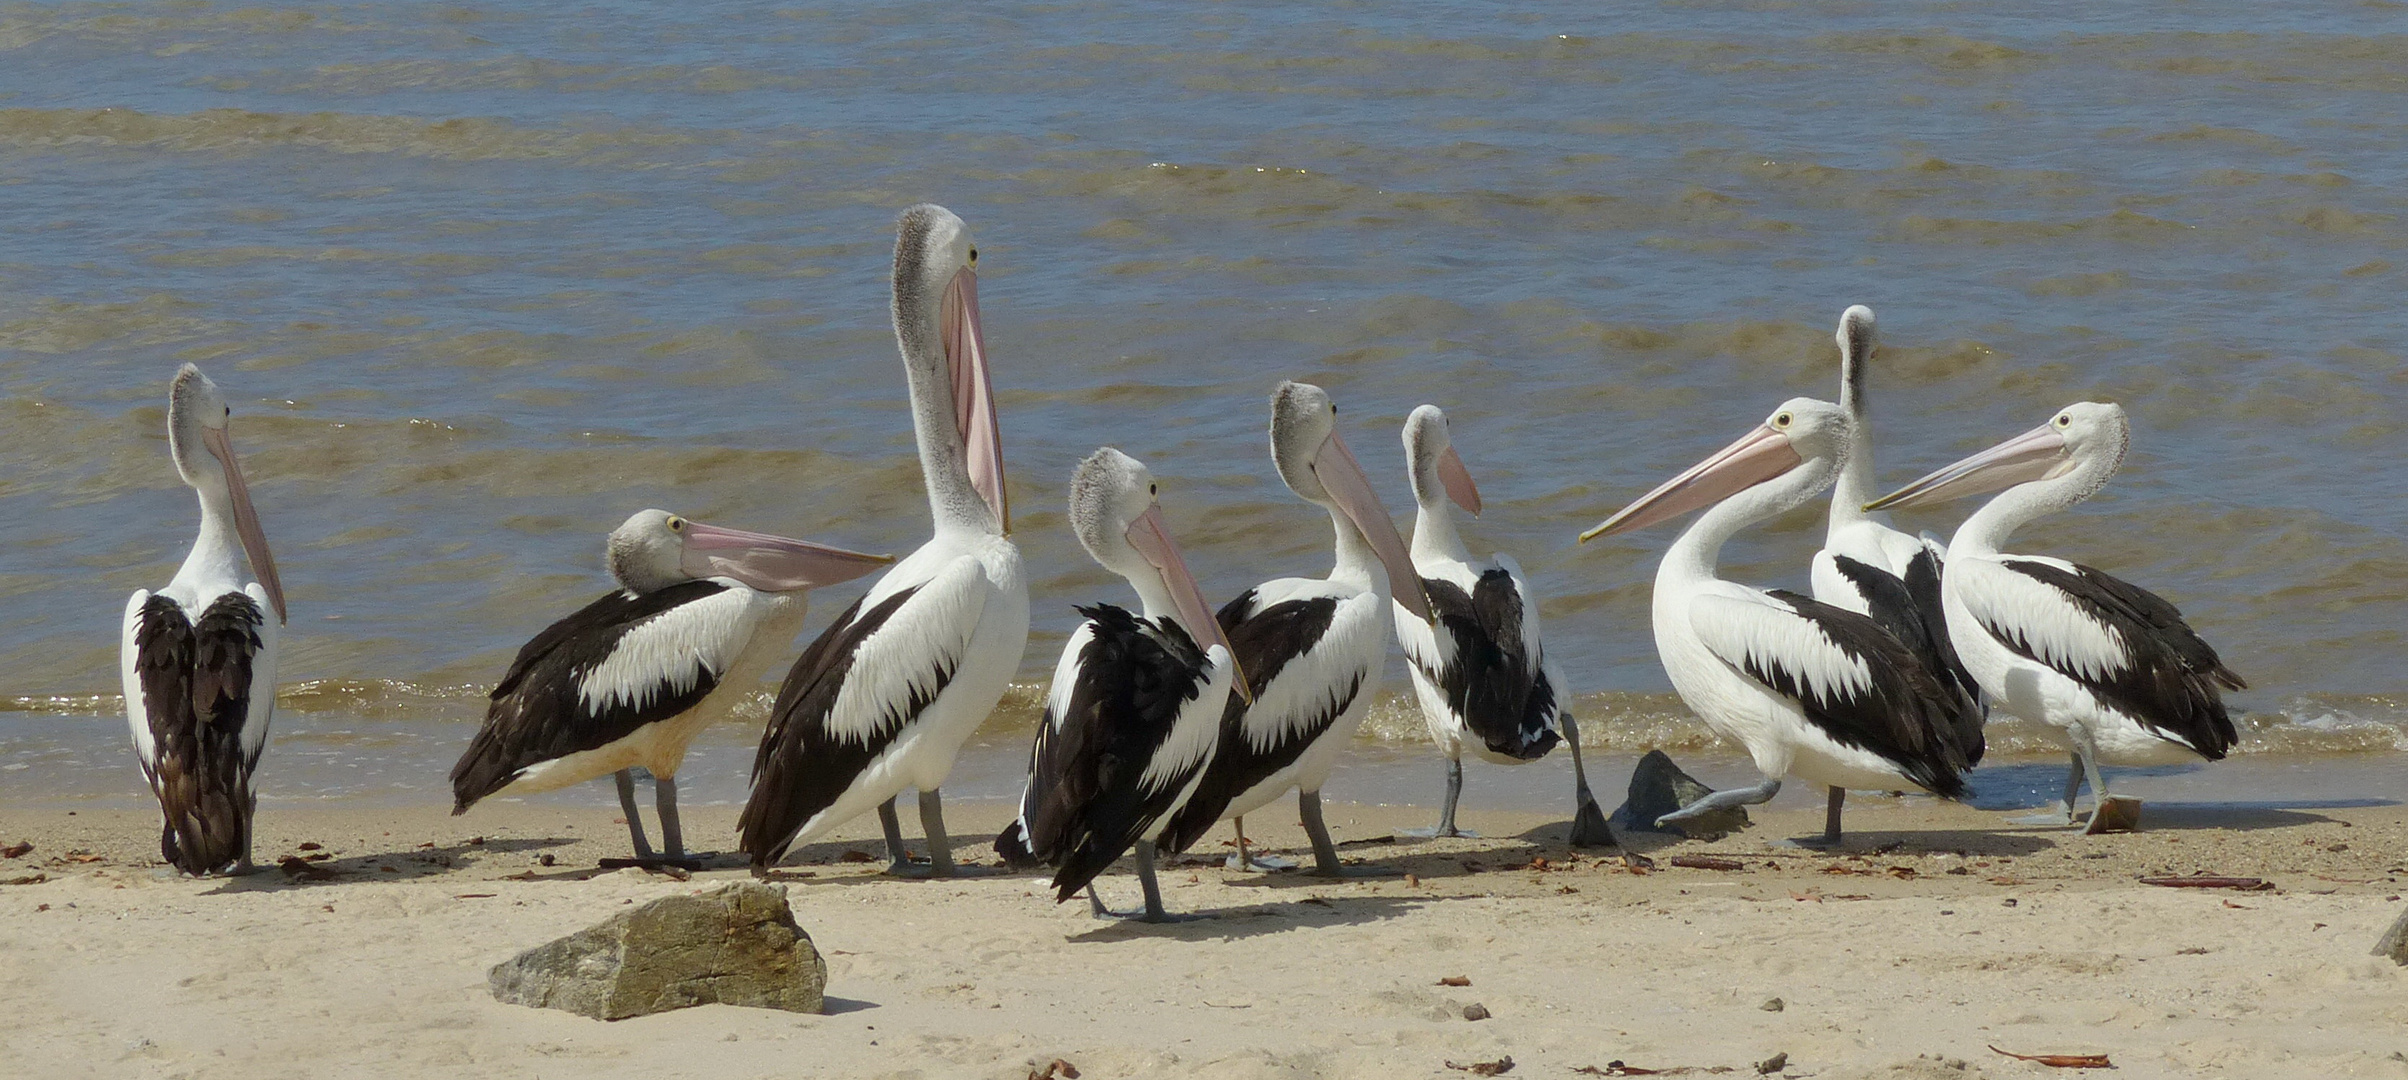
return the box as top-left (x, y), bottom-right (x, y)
top-left (2373, 907), bottom-right (2408, 966)
top-left (1760, 997), bottom-right (1784, 1012)
top-left (1609, 750), bottom-right (1751, 840)
top-left (1755, 1050), bottom-right (1788, 1075)
top-left (489, 881), bottom-right (826, 1019)
top-left (1462, 1002), bottom-right (1491, 1021)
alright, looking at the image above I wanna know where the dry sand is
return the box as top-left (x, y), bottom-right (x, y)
top-left (4, 794), bottom-right (2405, 1079)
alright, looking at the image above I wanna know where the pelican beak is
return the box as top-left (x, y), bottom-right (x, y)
top-left (1580, 423), bottom-right (1801, 542)
top-left (201, 425), bottom-right (286, 624)
top-left (679, 520), bottom-right (892, 593)
top-left (1865, 423), bottom-right (2070, 512)
top-left (1436, 445), bottom-right (1482, 517)
top-left (942, 265), bottom-right (1007, 534)
top-left (1315, 428), bottom-right (1433, 623)
top-left (1125, 502), bottom-right (1251, 705)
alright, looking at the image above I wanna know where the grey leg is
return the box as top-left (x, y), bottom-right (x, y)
top-left (1088, 842), bottom-right (1210, 923)
top-left (1224, 816), bottom-right (1295, 872)
top-left (1437, 758), bottom-right (1465, 837)
top-left (1561, 713), bottom-right (1617, 848)
top-left (919, 788), bottom-right (955, 878)
top-left (1821, 786), bottom-right (1846, 846)
top-left (879, 796), bottom-right (916, 873)
top-left (2006, 752), bottom-right (2082, 827)
top-left (2063, 752), bottom-right (2087, 810)
top-left (1656, 777), bottom-right (1782, 827)
top-left (615, 769), bottom-right (656, 859)
top-left (1087, 885), bottom-right (1110, 918)
top-left (654, 773), bottom-right (685, 861)
top-left (1302, 789), bottom-right (1399, 878)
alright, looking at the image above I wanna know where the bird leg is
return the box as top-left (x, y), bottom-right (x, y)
top-left (1399, 757), bottom-right (1473, 839)
top-left (878, 796), bottom-right (923, 874)
top-left (918, 788), bottom-right (956, 878)
top-left (1560, 712), bottom-right (1619, 849)
top-left (1303, 789), bottom-right (1399, 878)
top-left (2006, 752), bottom-right (2086, 827)
top-left (615, 769), bottom-right (657, 860)
top-left (654, 773), bottom-right (690, 863)
top-left (2079, 738), bottom-right (2142, 834)
top-left (1089, 842), bottom-right (1210, 923)
top-left (1656, 777), bottom-right (1781, 828)
top-left (1776, 786), bottom-right (1849, 850)
top-left (1224, 816), bottom-right (1295, 872)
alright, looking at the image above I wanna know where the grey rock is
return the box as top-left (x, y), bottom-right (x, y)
top-left (1760, 996), bottom-right (1784, 1012)
top-left (1461, 1002), bottom-right (1491, 1021)
top-left (1608, 749), bottom-right (1752, 841)
top-left (2374, 906), bottom-right (2408, 965)
top-left (489, 881), bottom-right (825, 1020)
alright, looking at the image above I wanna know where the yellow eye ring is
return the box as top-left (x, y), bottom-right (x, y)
top-left (1773, 412), bottom-right (1792, 428)
top-left (667, 516), bottom-right (685, 531)
top-left (2055, 414), bottom-right (2072, 428)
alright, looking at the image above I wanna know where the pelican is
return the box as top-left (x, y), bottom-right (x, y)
top-left (450, 510), bottom-right (889, 863)
top-left (1808, 305), bottom-right (1987, 840)
top-left (1580, 398), bottom-right (1974, 845)
top-left (1866, 402), bottom-right (2242, 831)
top-left (1159, 381), bottom-right (1432, 877)
top-left (995, 449), bottom-right (1240, 921)
top-left (120, 364), bottom-right (288, 876)
top-left (739, 204), bottom-right (1030, 876)
top-left (1390, 405), bottom-right (1610, 843)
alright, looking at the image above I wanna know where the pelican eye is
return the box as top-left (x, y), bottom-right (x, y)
top-left (666, 516), bottom-right (685, 532)
top-left (2055, 414), bottom-right (2072, 428)
top-left (1148, 482), bottom-right (1158, 495)
top-left (967, 247), bottom-right (978, 266)
top-left (1773, 411), bottom-right (1793, 429)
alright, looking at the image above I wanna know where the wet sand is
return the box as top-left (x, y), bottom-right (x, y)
top-left (5, 797), bottom-right (2404, 1079)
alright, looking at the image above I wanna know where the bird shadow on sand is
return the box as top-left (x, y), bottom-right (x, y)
top-left (1065, 894), bottom-right (1430, 943)
top-left (203, 835), bottom-right (579, 893)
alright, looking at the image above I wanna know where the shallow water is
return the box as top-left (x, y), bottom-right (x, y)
top-left (4, 1), bottom-right (2406, 805)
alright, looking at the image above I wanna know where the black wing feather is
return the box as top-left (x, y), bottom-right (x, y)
top-left (1996, 559), bottom-right (2242, 759)
top-left (1010, 604), bottom-right (1215, 901)
top-left (134, 592), bottom-right (266, 874)
top-left (1412, 572), bottom-right (1562, 761)
top-left (450, 580), bottom-right (732, 812)
top-left (1829, 554), bottom-right (1986, 767)
top-left (1755, 590), bottom-right (1973, 798)
top-left (737, 587), bottom-right (940, 867)
top-left (1157, 590), bottom-right (1351, 854)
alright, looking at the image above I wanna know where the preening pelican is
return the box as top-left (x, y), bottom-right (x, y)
top-left (1160, 382), bottom-right (1433, 876)
top-left (1581, 398), bottom-right (1974, 845)
top-left (1808, 305), bottom-right (1987, 839)
top-left (740, 204), bottom-right (1030, 875)
top-left (995, 449), bottom-right (1240, 921)
top-left (1390, 405), bottom-right (1610, 844)
top-left (121, 364), bottom-right (288, 876)
top-left (450, 510), bottom-right (889, 863)
top-left (1866, 402), bottom-right (2242, 831)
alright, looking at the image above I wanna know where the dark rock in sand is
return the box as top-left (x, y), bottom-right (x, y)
top-left (489, 881), bottom-right (825, 1019)
top-left (2375, 906), bottom-right (2408, 965)
top-left (1608, 749), bottom-right (1752, 842)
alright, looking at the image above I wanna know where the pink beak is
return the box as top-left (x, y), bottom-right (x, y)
top-left (1580, 423), bottom-right (1803, 541)
top-left (1315, 428), bottom-right (1432, 622)
top-left (1124, 502), bottom-right (1251, 704)
top-left (202, 425), bottom-right (286, 624)
top-left (678, 521), bottom-right (892, 593)
top-left (942, 266), bottom-right (1008, 534)
top-left (1435, 444), bottom-right (1481, 516)
top-left (1865, 423), bottom-right (2071, 512)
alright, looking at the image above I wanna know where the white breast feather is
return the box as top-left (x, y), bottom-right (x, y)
top-left (1954, 555), bottom-right (2129, 683)
top-left (1042, 621), bottom-right (1094, 733)
top-left (1689, 590), bottom-right (1872, 706)
top-left (1136, 642), bottom-right (1233, 797)
top-left (120, 590), bottom-right (156, 766)
top-left (822, 555), bottom-right (991, 746)
top-left (577, 586), bottom-right (768, 717)
top-left (242, 582), bottom-right (281, 758)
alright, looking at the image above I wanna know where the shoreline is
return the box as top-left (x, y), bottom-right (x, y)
top-left (5, 799), bottom-right (2404, 1078)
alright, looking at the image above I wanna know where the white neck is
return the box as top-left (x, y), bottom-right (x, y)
top-left (1663, 457), bottom-right (1835, 592)
top-left (1826, 357), bottom-right (1883, 542)
top-left (169, 479), bottom-right (246, 594)
top-left (1324, 503), bottom-right (1387, 594)
top-left (1947, 478), bottom-right (2073, 558)
top-left (1410, 499), bottom-right (1468, 567)
top-left (895, 284), bottom-right (993, 536)
top-left (1117, 563), bottom-right (1181, 629)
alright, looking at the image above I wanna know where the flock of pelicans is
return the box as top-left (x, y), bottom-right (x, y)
top-left (119, 204), bottom-right (2243, 921)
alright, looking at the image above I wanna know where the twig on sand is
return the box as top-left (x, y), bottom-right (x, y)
top-left (1989, 1046), bottom-right (2112, 1068)
top-left (2140, 876), bottom-right (2271, 891)
top-left (1445, 1056), bottom-right (1513, 1076)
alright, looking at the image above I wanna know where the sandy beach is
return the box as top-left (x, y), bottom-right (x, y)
top-left (4, 796), bottom-right (2402, 1079)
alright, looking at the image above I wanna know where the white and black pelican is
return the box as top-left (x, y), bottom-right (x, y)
top-left (1159, 381), bottom-right (1433, 877)
top-left (450, 510), bottom-right (889, 864)
top-left (1866, 402), bottom-right (2243, 830)
top-left (1808, 306), bottom-right (1987, 837)
top-left (995, 448), bottom-right (1240, 921)
top-left (1580, 398), bottom-right (1975, 845)
top-left (1389, 405), bottom-right (1610, 843)
top-left (740, 204), bottom-right (1030, 876)
top-left (120, 364), bottom-right (288, 876)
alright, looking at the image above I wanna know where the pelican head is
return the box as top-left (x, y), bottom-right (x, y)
top-left (893, 203), bottom-right (1006, 534)
top-left (1401, 404), bottom-right (1481, 516)
top-left (1582, 397), bottom-right (1851, 541)
top-left (1270, 381), bottom-right (1432, 621)
top-left (1864, 401), bottom-right (2128, 512)
top-left (168, 364), bottom-right (286, 624)
top-left (607, 509), bottom-right (891, 597)
top-left (1070, 448), bottom-right (1249, 702)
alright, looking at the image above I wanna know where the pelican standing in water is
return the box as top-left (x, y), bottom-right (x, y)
top-left (996, 449), bottom-right (1241, 921)
top-left (1580, 399), bottom-right (1975, 845)
top-left (1390, 405), bottom-right (1610, 843)
top-left (1160, 382), bottom-right (1433, 877)
top-left (1867, 402), bottom-right (2242, 832)
top-left (740, 204), bottom-right (1030, 875)
top-left (120, 364), bottom-right (288, 876)
top-left (449, 510), bottom-right (889, 863)
top-left (1808, 306), bottom-right (1986, 840)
